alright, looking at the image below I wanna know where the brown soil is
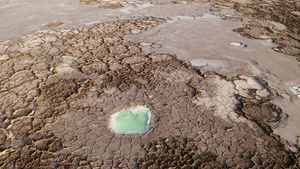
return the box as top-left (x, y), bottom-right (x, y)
top-left (0, 14), bottom-right (299, 169)
top-left (235, 94), bottom-right (287, 135)
top-left (136, 137), bottom-right (223, 168)
top-left (80, 0), bottom-right (100, 5)
top-left (46, 22), bottom-right (64, 28)
top-left (243, 102), bottom-right (282, 124)
top-left (99, 3), bottom-right (124, 9)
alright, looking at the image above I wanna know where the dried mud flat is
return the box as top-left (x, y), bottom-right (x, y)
top-left (0, 0), bottom-right (300, 168)
top-left (80, 0), bottom-right (300, 58)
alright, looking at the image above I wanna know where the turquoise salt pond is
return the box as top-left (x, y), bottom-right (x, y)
top-left (110, 107), bottom-right (151, 134)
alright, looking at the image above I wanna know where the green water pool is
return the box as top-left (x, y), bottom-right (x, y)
top-left (111, 107), bottom-right (151, 133)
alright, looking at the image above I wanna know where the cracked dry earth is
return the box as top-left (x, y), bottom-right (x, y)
top-left (0, 16), bottom-right (299, 169)
top-left (81, 0), bottom-right (300, 60)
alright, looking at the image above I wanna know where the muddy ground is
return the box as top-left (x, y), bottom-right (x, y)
top-left (0, 0), bottom-right (300, 168)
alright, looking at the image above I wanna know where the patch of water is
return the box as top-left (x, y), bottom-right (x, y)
top-left (110, 106), bottom-right (151, 134)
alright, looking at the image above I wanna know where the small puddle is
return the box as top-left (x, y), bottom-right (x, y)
top-left (110, 106), bottom-right (151, 134)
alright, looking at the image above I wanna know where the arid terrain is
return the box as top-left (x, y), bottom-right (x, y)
top-left (0, 0), bottom-right (300, 168)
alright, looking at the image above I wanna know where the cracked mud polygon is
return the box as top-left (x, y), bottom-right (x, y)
top-left (0, 0), bottom-right (300, 168)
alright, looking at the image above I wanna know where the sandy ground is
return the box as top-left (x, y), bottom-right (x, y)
top-left (0, 0), bottom-right (300, 168)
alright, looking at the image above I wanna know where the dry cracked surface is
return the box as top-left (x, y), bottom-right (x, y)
top-left (0, 16), bottom-right (299, 168)
top-left (218, 0), bottom-right (300, 59)
top-left (80, 0), bottom-right (300, 60)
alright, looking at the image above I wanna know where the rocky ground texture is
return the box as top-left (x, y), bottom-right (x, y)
top-left (0, 0), bottom-right (300, 168)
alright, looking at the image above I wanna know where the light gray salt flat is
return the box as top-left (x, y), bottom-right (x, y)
top-left (230, 42), bottom-right (247, 48)
top-left (256, 89), bottom-right (270, 98)
top-left (230, 42), bottom-right (242, 47)
top-left (290, 86), bottom-right (300, 95)
top-left (140, 42), bottom-right (152, 47)
top-left (151, 44), bottom-right (162, 48)
top-left (190, 58), bottom-right (229, 69)
top-left (131, 29), bottom-right (141, 34)
top-left (246, 77), bottom-right (264, 90)
top-left (0, 54), bottom-right (9, 61)
top-left (234, 80), bottom-right (251, 90)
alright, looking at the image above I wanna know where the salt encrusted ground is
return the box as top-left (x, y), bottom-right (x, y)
top-left (0, 0), bottom-right (300, 168)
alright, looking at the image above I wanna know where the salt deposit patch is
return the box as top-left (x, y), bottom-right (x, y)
top-left (120, 3), bottom-right (153, 13)
top-left (230, 42), bottom-right (247, 48)
top-left (55, 63), bottom-right (78, 74)
top-left (290, 85), bottom-right (300, 98)
top-left (190, 58), bottom-right (229, 69)
top-left (0, 55), bottom-right (9, 61)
